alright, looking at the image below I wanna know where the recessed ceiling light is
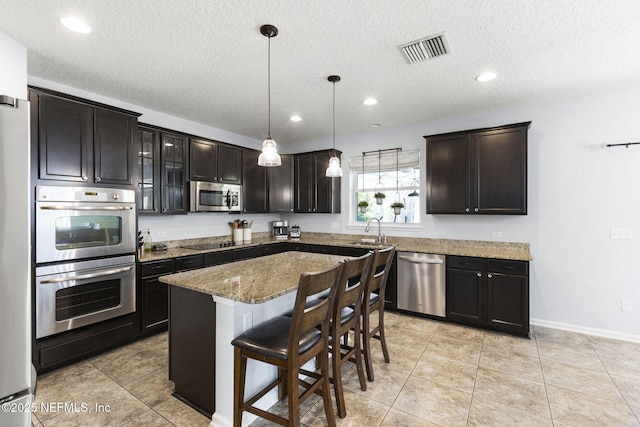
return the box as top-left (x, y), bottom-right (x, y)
top-left (59, 16), bottom-right (92, 33)
top-left (289, 115), bottom-right (302, 122)
top-left (363, 98), bottom-right (378, 106)
top-left (476, 72), bottom-right (497, 82)
top-left (369, 124), bottom-right (382, 128)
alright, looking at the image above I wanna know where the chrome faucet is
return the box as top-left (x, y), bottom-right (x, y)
top-left (365, 217), bottom-right (386, 243)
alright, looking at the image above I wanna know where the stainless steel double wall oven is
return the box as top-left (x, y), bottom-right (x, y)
top-left (34, 186), bottom-right (137, 339)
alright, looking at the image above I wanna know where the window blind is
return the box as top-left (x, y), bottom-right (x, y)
top-left (349, 149), bottom-right (420, 172)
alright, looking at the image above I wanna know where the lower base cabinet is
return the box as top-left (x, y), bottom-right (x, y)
top-left (446, 256), bottom-right (529, 337)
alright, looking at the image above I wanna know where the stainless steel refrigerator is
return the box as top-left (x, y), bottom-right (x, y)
top-left (0, 95), bottom-right (33, 426)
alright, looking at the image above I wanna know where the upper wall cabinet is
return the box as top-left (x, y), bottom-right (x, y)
top-left (242, 150), bottom-right (294, 213)
top-left (137, 125), bottom-right (161, 213)
top-left (189, 138), bottom-right (242, 184)
top-left (425, 122), bottom-right (530, 215)
top-left (31, 88), bottom-right (139, 187)
top-left (161, 132), bottom-right (189, 214)
top-left (294, 150), bottom-right (341, 214)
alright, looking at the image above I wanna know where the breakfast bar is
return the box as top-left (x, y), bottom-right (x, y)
top-left (159, 251), bottom-right (346, 427)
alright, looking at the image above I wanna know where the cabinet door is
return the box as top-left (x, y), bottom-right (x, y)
top-left (161, 132), bottom-right (188, 214)
top-left (137, 126), bottom-right (161, 213)
top-left (485, 273), bottom-right (528, 333)
top-left (243, 149), bottom-right (268, 213)
top-left (314, 152), bottom-right (341, 213)
top-left (446, 268), bottom-right (483, 325)
top-left (426, 133), bottom-right (470, 214)
top-left (94, 108), bottom-right (136, 185)
top-left (294, 153), bottom-right (314, 212)
top-left (269, 154), bottom-right (294, 212)
top-left (38, 94), bottom-right (93, 182)
top-left (473, 125), bottom-right (527, 214)
top-left (217, 144), bottom-right (242, 184)
top-left (189, 138), bottom-right (218, 182)
top-left (141, 276), bottom-right (168, 330)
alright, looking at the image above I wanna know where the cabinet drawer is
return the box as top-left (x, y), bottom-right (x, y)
top-left (284, 242), bottom-right (309, 252)
top-left (176, 254), bottom-right (204, 271)
top-left (487, 259), bottom-right (528, 276)
top-left (233, 247), bottom-right (257, 261)
top-left (307, 244), bottom-right (337, 254)
top-left (204, 250), bottom-right (233, 266)
top-left (256, 244), bottom-right (283, 257)
top-left (141, 259), bottom-right (174, 277)
top-left (447, 256), bottom-right (483, 271)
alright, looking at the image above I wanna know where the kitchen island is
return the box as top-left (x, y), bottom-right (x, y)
top-left (159, 251), bottom-right (346, 427)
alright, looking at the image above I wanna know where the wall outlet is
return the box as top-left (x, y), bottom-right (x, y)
top-left (490, 231), bottom-right (503, 238)
top-left (611, 228), bottom-right (633, 240)
top-left (157, 231), bottom-right (167, 238)
top-left (436, 229), bottom-right (446, 236)
top-left (243, 312), bottom-right (253, 331)
top-left (622, 300), bottom-right (633, 313)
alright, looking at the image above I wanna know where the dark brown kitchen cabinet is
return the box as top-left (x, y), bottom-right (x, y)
top-left (137, 126), bottom-right (161, 213)
top-left (32, 89), bottom-right (139, 187)
top-left (294, 150), bottom-right (341, 213)
top-left (425, 122), bottom-right (530, 215)
top-left (139, 259), bottom-right (174, 334)
top-left (242, 148), bottom-right (268, 213)
top-left (189, 138), bottom-right (242, 184)
top-left (161, 132), bottom-right (189, 214)
top-left (269, 154), bottom-right (294, 212)
top-left (446, 256), bottom-right (529, 337)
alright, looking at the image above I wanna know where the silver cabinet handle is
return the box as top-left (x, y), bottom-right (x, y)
top-left (477, 273), bottom-right (482, 277)
top-left (488, 273), bottom-right (493, 278)
top-left (40, 205), bottom-right (133, 211)
top-left (40, 266), bottom-right (133, 284)
top-left (474, 207), bottom-right (479, 212)
top-left (398, 256), bottom-right (444, 264)
top-left (95, 176), bottom-right (102, 182)
top-left (82, 176), bottom-right (88, 181)
top-left (465, 207), bottom-right (470, 212)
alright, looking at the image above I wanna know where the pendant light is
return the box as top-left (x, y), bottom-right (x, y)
top-left (325, 75), bottom-right (343, 177)
top-left (257, 24), bottom-right (281, 167)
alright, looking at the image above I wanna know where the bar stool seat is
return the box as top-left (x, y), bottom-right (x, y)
top-left (232, 316), bottom-right (321, 359)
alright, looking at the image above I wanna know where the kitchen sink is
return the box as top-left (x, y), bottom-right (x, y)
top-left (348, 241), bottom-right (390, 248)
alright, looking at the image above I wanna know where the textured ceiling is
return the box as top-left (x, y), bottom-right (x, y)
top-left (2, 1), bottom-right (640, 147)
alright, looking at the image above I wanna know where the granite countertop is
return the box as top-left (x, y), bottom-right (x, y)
top-left (139, 232), bottom-right (531, 262)
top-left (159, 251), bottom-right (345, 303)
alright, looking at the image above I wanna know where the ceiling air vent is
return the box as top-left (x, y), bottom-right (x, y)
top-left (398, 32), bottom-right (449, 64)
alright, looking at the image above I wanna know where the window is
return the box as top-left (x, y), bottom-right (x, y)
top-left (350, 149), bottom-right (420, 224)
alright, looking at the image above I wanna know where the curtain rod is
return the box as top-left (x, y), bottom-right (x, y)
top-left (361, 148), bottom-right (402, 156)
top-left (603, 142), bottom-right (640, 148)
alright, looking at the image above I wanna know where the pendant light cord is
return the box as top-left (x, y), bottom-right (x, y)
top-left (267, 35), bottom-right (271, 139)
top-left (332, 81), bottom-right (336, 154)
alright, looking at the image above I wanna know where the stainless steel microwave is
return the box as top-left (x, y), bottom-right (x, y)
top-left (189, 181), bottom-right (243, 212)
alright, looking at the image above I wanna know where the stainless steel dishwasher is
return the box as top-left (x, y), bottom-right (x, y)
top-left (397, 252), bottom-right (446, 318)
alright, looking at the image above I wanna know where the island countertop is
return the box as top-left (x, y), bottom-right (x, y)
top-left (159, 251), bottom-right (345, 304)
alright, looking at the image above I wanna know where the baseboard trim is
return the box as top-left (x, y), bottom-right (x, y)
top-left (530, 318), bottom-right (640, 343)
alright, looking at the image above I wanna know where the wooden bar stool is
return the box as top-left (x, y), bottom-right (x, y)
top-left (231, 263), bottom-right (343, 427)
top-left (329, 251), bottom-right (372, 418)
top-left (360, 246), bottom-right (396, 381)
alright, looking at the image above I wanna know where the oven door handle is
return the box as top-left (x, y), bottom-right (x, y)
top-left (39, 266), bottom-right (134, 284)
top-left (39, 206), bottom-right (134, 211)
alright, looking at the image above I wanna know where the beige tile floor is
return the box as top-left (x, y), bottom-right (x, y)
top-left (32, 312), bottom-right (640, 426)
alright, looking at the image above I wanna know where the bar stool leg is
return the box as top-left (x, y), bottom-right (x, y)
top-left (331, 332), bottom-right (347, 418)
top-left (287, 365), bottom-right (300, 426)
top-left (233, 348), bottom-right (246, 427)
top-left (379, 310), bottom-right (390, 363)
top-left (320, 347), bottom-right (336, 427)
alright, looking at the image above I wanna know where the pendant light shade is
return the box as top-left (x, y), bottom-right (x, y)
top-left (258, 24), bottom-right (281, 167)
top-left (326, 75), bottom-right (343, 177)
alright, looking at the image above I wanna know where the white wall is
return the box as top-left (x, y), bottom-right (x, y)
top-left (0, 31), bottom-right (27, 99)
top-left (284, 87), bottom-right (640, 340)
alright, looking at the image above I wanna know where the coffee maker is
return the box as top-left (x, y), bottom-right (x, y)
top-left (271, 220), bottom-right (289, 240)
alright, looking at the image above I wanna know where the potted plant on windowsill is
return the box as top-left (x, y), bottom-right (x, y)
top-left (390, 201), bottom-right (404, 215)
top-left (374, 192), bottom-right (386, 205)
top-left (357, 200), bottom-right (369, 214)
